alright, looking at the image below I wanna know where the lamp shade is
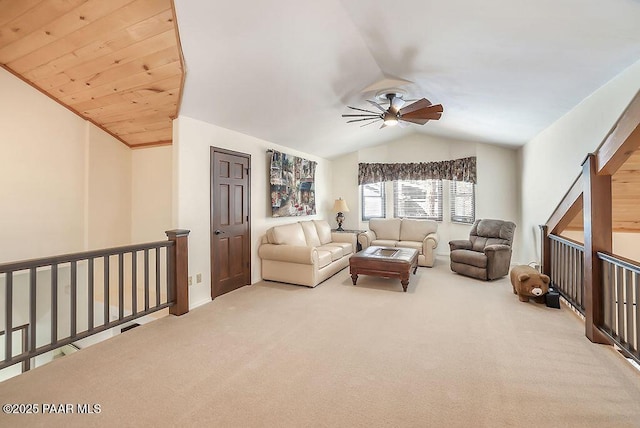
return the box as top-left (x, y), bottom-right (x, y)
top-left (333, 198), bottom-right (350, 213)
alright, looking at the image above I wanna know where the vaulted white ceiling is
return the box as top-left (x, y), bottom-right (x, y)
top-left (173, 0), bottom-right (640, 159)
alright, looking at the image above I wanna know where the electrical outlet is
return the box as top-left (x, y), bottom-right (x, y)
top-left (188, 276), bottom-right (193, 286)
top-left (196, 273), bottom-right (202, 283)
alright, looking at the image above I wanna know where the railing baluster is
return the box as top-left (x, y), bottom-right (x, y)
top-left (104, 256), bottom-right (110, 326)
top-left (88, 258), bottom-right (94, 331)
top-left (570, 247), bottom-right (576, 301)
top-left (617, 265), bottom-right (624, 341)
top-left (71, 261), bottom-right (77, 337)
top-left (579, 252), bottom-right (584, 310)
top-left (167, 246), bottom-right (174, 304)
top-left (119, 253), bottom-right (124, 320)
top-left (602, 260), bottom-right (611, 332)
top-left (29, 268), bottom-right (36, 357)
top-left (144, 249), bottom-right (150, 311)
top-left (625, 269), bottom-right (633, 348)
top-left (132, 251), bottom-right (137, 316)
top-left (5, 272), bottom-right (13, 362)
top-left (51, 264), bottom-right (58, 345)
top-left (635, 272), bottom-right (640, 358)
top-left (21, 327), bottom-right (29, 372)
top-left (156, 248), bottom-right (161, 307)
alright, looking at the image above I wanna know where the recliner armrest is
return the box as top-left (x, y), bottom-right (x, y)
top-left (258, 244), bottom-right (317, 265)
top-left (484, 244), bottom-right (511, 254)
top-left (449, 240), bottom-right (472, 251)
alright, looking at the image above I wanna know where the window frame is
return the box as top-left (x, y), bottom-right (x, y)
top-left (393, 179), bottom-right (443, 221)
top-left (360, 182), bottom-right (386, 221)
top-left (450, 180), bottom-right (476, 224)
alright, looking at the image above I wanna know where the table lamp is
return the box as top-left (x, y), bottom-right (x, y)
top-left (333, 198), bottom-right (350, 231)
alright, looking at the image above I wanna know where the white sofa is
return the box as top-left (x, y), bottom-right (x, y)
top-left (258, 220), bottom-right (356, 287)
top-left (358, 218), bottom-right (439, 267)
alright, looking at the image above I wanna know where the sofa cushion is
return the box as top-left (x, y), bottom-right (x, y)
top-left (316, 250), bottom-right (332, 268)
top-left (400, 219), bottom-right (437, 242)
top-left (371, 239), bottom-right (398, 248)
top-left (313, 220), bottom-right (333, 245)
top-left (271, 223), bottom-right (307, 247)
top-left (327, 241), bottom-right (353, 255)
top-left (369, 218), bottom-right (401, 240)
top-left (299, 221), bottom-right (321, 247)
top-left (317, 245), bottom-right (343, 261)
top-left (396, 241), bottom-right (423, 253)
top-left (450, 249), bottom-right (487, 268)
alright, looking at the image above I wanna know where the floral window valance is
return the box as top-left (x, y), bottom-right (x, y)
top-left (358, 157), bottom-right (476, 185)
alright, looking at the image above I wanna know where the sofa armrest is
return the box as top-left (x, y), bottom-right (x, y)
top-left (358, 230), bottom-right (376, 249)
top-left (449, 240), bottom-right (472, 251)
top-left (258, 244), bottom-right (317, 265)
top-left (423, 232), bottom-right (439, 249)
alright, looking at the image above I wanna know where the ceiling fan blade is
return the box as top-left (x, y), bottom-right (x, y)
top-left (399, 104), bottom-right (443, 124)
top-left (398, 98), bottom-right (433, 115)
top-left (342, 114), bottom-right (381, 118)
top-left (347, 106), bottom-right (380, 114)
top-left (367, 100), bottom-right (387, 113)
top-left (397, 119), bottom-right (410, 128)
top-left (360, 119), bottom-right (382, 127)
top-left (400, 117), bottom-right (431, 125)
top-left (347, 117), bottom-right (381, 123)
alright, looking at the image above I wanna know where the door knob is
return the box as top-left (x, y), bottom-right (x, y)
top-left (214, 229), bottom-right (224, 235)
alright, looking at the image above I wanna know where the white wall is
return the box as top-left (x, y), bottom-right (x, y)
top-left (86, 125), bottom-right (132, 249)
top-left (519, 59), bottom-right (640, 264)
top-left (331, 133), bottom-right (520, 259)
top-left (0, 67), bottom-right (174, 261)
top-left (131, 146), bottom-right (173, 243)
top-left (173, 116), bottom-right (333, 308)
top-left (0, 68), bottom-right (87, 261)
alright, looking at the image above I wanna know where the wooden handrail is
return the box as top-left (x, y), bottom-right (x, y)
top-left (545, 174), bottom-right (583, 235)
top-left (596, 89), bottom-right (640, 175)
top-left (0, 240), bottom-right (171, 273)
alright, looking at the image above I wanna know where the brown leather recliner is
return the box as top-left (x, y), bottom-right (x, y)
top-left (449, 219), bottom-right (516, 280)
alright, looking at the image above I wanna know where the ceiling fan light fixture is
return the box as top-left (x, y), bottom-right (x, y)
top-left (383, 111), bottom-right (398, 126)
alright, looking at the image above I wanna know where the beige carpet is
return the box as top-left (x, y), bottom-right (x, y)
top-left (2, 258), bottom-right (640, 427)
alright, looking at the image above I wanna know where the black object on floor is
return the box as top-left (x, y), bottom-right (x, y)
top-left (545, 288), bottom-right (561, 309)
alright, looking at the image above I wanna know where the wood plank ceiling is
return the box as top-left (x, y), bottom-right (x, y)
top-left (564, 149), bottom-right (640, 233)
top-left (0, 0), bottom-right (184, 148)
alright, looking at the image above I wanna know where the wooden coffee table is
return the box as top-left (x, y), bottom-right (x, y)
top-left (349, 246), bottom-right (419, 292)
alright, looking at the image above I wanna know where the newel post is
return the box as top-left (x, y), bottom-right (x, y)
top-left (582, 154), bottom-right (611, 344)
top-left (166, 229), bottom-right (190, 316)
top-left (539, 225), bottom-right (551, 276)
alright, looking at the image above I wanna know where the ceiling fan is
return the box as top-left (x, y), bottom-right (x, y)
top-left (342, 92), bottom-right (443, 128)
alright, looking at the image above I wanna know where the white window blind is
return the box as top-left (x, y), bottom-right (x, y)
top-left (361, 182), bottom-right (385, 220)
top-left (393, 180), bottom-right (442, 221)
top-left (450, 181), bottom-right (475, 224)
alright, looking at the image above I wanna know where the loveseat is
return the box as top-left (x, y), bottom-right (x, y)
top-left (258, 219), bottom-right (356, 287)
top-left (357, 218), bottom-right (439, 267)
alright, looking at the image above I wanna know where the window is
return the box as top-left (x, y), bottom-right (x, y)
top-left (393, 180), bottom-right (443, 221)
top-left (450, 181), bottom-right (475, 224)
top-left (361, 182), bottom-right (385, 220)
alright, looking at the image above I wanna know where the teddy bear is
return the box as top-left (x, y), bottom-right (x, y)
top-left (510, 265), bottom-right (550, 303)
